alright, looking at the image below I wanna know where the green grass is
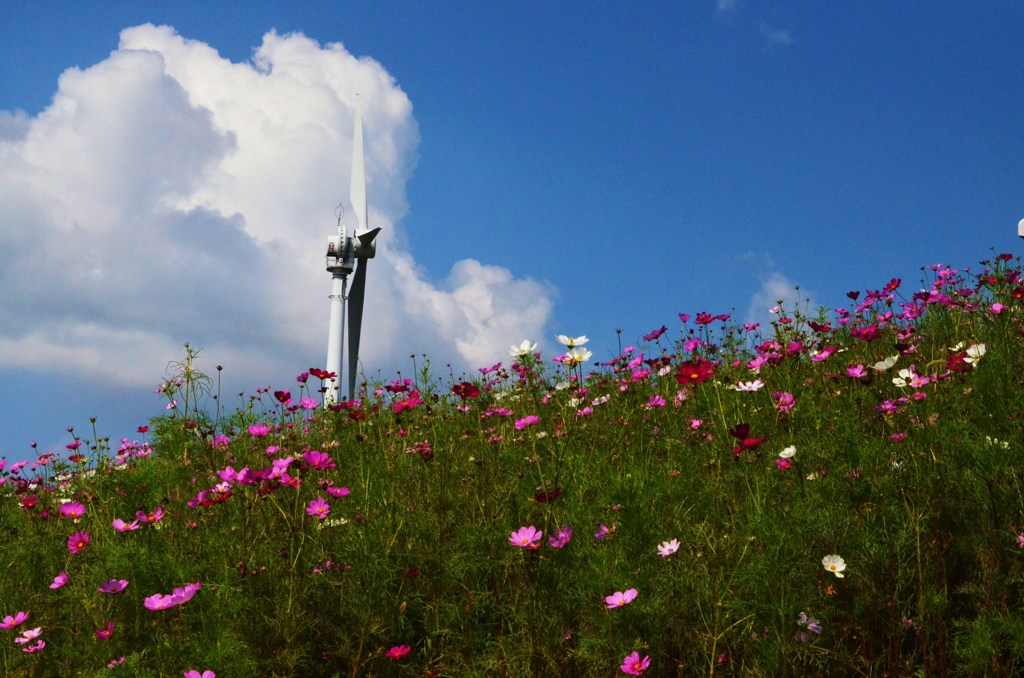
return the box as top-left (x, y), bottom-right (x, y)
top-left (2, 253), bottom-right (1024, 676)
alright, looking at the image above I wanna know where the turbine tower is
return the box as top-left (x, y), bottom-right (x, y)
top-left (324, 96), bottom-right (381, 406)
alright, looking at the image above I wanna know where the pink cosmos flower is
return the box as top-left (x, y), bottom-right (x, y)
top-left (183, 671), bottom-right (216, 678)
top-left (514, 415), bottom-right (540, 430)
top-left (15, 627), bottom-right (42, 644)
top-left (0, 611), bottom-right (29, 629)
top-left (95, 620), bottom-right (115, 640)
top-left (144, 593), bottom-right (175, 610)
top-left (772, 391), bottom-right (796, 414)
top-left (21, 639), bottom-right (44, 654)
top-left (509, 525), bottom-right (542, 549)
top-left (846, 365), bottom-right (867, 379)
top-left (594, 523), bottom-right (615, 539)
top-left (386, 645), bottom-right (411, 661)
top-left (136, 506), bottom-right (165, 523)
top-left (326, 486), bottom-right (350, 498)
top-left (548, 524), bottom-right (573, 549)
top-left (604, 588), bottom-right (638, 608)
top-left (645, 395), bottom-right (666, 409)
top-left (108, 657), bottom-right (125, 668)
top-left (112, 518), bottom-right (141, 532)
top-left (59, 501), bottom-right (86, 519)
top-left (50, 572), bottom-right (69, 589)
top-left (144, 582), bottom-right (202, 611)
top-left (98, 579), bottom-right (129, 594)
top-left (306, 497), bottom-right (331, 520)
top-left (67, 530), bottom-right (89, 555)
top-left (621, 651), bottom-right (651, 675)
top-left (657, 539), bottom-right (680, 557)
top-left (248, 423), bottom-right (272, 437)
top-left (303, 450), bottom-right (336, 470)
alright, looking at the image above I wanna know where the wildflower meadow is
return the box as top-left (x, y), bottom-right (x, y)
top-left (2, 253), bottom-right (1024, 676)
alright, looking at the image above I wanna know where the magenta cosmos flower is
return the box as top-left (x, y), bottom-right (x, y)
top-left (509, 525), bottom-right (542, 549)
top-left (386, 645), bottom-right (411, 661)
top-left (306, 497), bottom-right (331, 520)
top-left (620, 651), bottom-right (651, 675)
top-left (0, 611), bottom-right (29, 629)
top-left (98, 579), bottom-right (129, 594)
top-left (95, 621), bottom-right (115, 640)
top-left (59, 501), bottom-right (86, 519)
top-left (50, 572), bottom-right (69, 589)
top-left (183, 671), bottom-right (216, 678)
top-left (605, 588), bottom-right (638, 609)
top-left (67, 530), bottom-right (90, 555)
top-left (136, 506), bottom-right (165, 523)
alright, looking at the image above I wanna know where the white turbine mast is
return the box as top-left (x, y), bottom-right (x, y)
top-left (324, 95), bottom-right (381, 406)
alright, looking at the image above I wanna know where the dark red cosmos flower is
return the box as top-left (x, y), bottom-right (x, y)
top-left (846, 291), bottom-right (860, 301)
top-left (947, 352), bottom-right (969, 373)
top-left (675, 359), bottom-right (715, 385)
top-left (274, 390), bottom-right (292, 404)
top-left (883, 278), bottom-right (902, 294)
top-left (451, 381), bottom-right (480, 400)
top-left (533, 487), bottom-right (564, 503)
top-left (695, 312), bottom-right (715, 325)
top-left (728, 423), bottom-right (768, 457)
top-left (807, 321), bottom-right (832, 333)
top-left (850, 324), bottom-right (880, 342)
top-left (308, 368), bottom-right (336, 381)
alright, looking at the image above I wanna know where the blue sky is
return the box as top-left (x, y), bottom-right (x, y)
top-left (1, 2), bottom-right (1022, 461)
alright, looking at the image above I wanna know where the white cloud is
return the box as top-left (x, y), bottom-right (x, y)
top-left (759, 22), bottom-right (794, 46)
top-left (745, 272), bottom-right (817, 329)
top-left (0, 24), bottom-right (555, 392)
top-left (716, 0), bottom-right (740, 14)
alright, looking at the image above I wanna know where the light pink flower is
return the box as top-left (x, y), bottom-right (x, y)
top-left (14, 627), bottom-right (42, 644)
top-left (112, 518), bottom-right (140, 532)
top-left (657, 539), bottom-right (680, 558)
top-left (604, 588), bottom-right (638, 608)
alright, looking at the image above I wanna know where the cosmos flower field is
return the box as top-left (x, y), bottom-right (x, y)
top-left (2, 253), bottom-right (1024, 676)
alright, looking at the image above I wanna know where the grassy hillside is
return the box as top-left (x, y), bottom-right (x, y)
top-left (2, 252), bottom-right (1024, 676)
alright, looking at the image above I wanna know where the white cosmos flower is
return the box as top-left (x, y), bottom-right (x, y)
top-left (509, 340), bottom-right (538, 357)
top-left (556, 335), bottom-right (589, 349)
top-left (731, 379), bottom-right (765, 392)
top-left (779, 445), bottom-right (796, 459)
top-left (822, 554), bottom-right (846, 578)
top-left (871, 355), bottom-right (899, 372)
top-left (965, 343), bottom-right (986, 363)
top-left (561, 348), bottom-right (592, 367)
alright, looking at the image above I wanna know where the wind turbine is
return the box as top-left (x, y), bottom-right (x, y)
top-left (324, 96), bottom-right (381, 406)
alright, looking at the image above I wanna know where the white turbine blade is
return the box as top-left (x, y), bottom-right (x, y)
top-left (350, 95), bottom-right (368, 231)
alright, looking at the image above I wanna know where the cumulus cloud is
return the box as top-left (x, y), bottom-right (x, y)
top-left (0, 24), bottom-right (555, 392)
top-left (745, 272), bottom-right (817, 330)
